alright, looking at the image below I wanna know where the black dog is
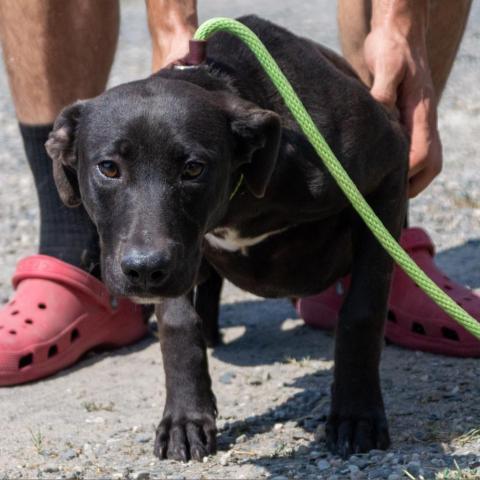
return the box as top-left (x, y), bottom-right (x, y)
top-left (46, 16), bottom-right (408, 461)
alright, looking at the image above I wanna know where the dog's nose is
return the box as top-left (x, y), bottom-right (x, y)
top-left (121, 251), bottom-right (172, 288)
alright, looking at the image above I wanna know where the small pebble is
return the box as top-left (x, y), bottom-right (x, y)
top-left (107, 438), bottom-right (121, 445)
top-left (317, 459), bottom-right (330, 471)
top-left (387, 474), bottom-right (401, 480)
top-left (60, 449), bottom-right (77, 461)
top-left (85, 416), bottom-right (105, 424)
top-left (236, 434), bottom-right (247, 444)
top-left (350, 457), bottom-right (370, 470)
top-left (82, 443), bottom-right (95, 459)
top-left (72, 466), bottom-right (84, 475)
top-left (219, 372), bottom-right (236, 384)
top-left (42, 464), bottom-right (59, 473)
top-left (431, 458), bottom-right (445, 467)
top-left (220, 451), bottom-right (232, 466)
top-left (248, 376), bottom-right (263, 386)
top-left (406, 461), bottom-right (421, 476)
top-left (350, 471), bottom-right (365, 480)
top-left (135, 433), bottom-right (151, 444)
top-left (131, 471), bottom-right (150, 480)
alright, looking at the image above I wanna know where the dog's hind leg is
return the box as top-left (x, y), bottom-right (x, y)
top-left (194, 262), bottom-right (223, 347)
top-left (325, 166), bottom-right (407, 458)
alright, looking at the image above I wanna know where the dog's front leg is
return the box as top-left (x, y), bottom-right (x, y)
top-left (326, 170), bottom-right (407, 458)
top-left (154, 295), bottom-right (217, 461)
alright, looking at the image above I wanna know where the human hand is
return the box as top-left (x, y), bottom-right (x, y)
top-left (364, 2), bottom-right (442, 198)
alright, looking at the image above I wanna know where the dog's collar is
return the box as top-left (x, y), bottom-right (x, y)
top-left (229, 174), bottom-right (244, 201)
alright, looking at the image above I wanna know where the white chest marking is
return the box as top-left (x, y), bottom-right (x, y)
top-left (205, 227), bottom-right (289, 255)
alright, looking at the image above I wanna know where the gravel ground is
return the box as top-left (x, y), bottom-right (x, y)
top-left (1, 1), bottom-right (479, 479)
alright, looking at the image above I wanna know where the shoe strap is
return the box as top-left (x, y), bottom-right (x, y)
top-left (12, 255), bottom-right (114, 312)
top-left (400, 228), bottom-right (435, 256)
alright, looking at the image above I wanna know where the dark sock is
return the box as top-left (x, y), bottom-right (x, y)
top-left (19, 123), bottom-right (100, 275)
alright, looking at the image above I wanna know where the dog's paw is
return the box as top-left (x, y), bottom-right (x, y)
top-left (154, 412), bottom-right (217, 461)
top-left (325, 411), bottom-right (390, 458)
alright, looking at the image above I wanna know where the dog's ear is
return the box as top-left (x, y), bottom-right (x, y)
top-left (224, 97), bottom-right (281, 198)
top-left (45, 100), bottom-right (87, 207)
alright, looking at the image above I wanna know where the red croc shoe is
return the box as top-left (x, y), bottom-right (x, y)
top-left (0, 255), bottom-right (148, 386)
top-left (297, 228), bottom-right (480, 357)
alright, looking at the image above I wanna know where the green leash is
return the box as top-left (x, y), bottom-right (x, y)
top-left (194, 17), bottom-right (480, 341)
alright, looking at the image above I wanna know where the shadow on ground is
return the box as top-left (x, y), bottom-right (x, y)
top-left (437, 239), bottom-right (480, 289)
top-left (214, 297), bottom-right (332, 367)
top-left (216, 365), bottom-right (478, 478)
top-left (211, 292), bottom-right (480, 477)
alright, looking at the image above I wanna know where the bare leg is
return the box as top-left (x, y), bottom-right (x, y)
top-left (145, 0), bottom-right (198, 71)
top-left (0, 0), bottom-right (120, 268)
top-left (337, 0), bottom-right (472, 98)
top-left (0, 0), bottom-right (119, 124)
top-left (337, 0), bottom-right (372, 86)
top-left (426, 0), bottom-right (472, 100)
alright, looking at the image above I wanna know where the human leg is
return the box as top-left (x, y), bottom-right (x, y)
top-left (0, 0), bottom-right (119, 268)
top-left (337, 0), bottom-right (472, 98)
top-left (0, 1), bottom-right (147, 386)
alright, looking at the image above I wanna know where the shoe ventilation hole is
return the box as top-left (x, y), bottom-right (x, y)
top-left (11, 310), bottom-right (19, 316)
top-left (9, 329), bottom-right (17, 335)
top-left (387, 310), bottom-right (397, 323)
top-left (24, 319), bottom-right (33, 325)
top-left (71, 329), bottom-right (80, 342)
top-left (463, 296), bottom-right (472, 302)
top-left (0, 325), bottom-right (3, 330)
top-left (38, 303), bottom-right (47, 309)
top-left (48, 345), bottom-right (58, 358)
top-left (442, 327), bottom-right (459, 341)
top-left (444, 284), bottom-right (453, 291)
top-left (19, 353), bottom-right (33, 369)
top-left (411, 322), bottom-right (426, 335)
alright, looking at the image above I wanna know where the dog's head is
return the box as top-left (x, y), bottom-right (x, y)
top-left (46, 75), bottom-right (281, 301)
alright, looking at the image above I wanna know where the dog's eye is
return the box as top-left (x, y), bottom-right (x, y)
top-left (182, 161), bottom-right (205, 180)
top-left (98, 161), bottom-right (120, 179)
